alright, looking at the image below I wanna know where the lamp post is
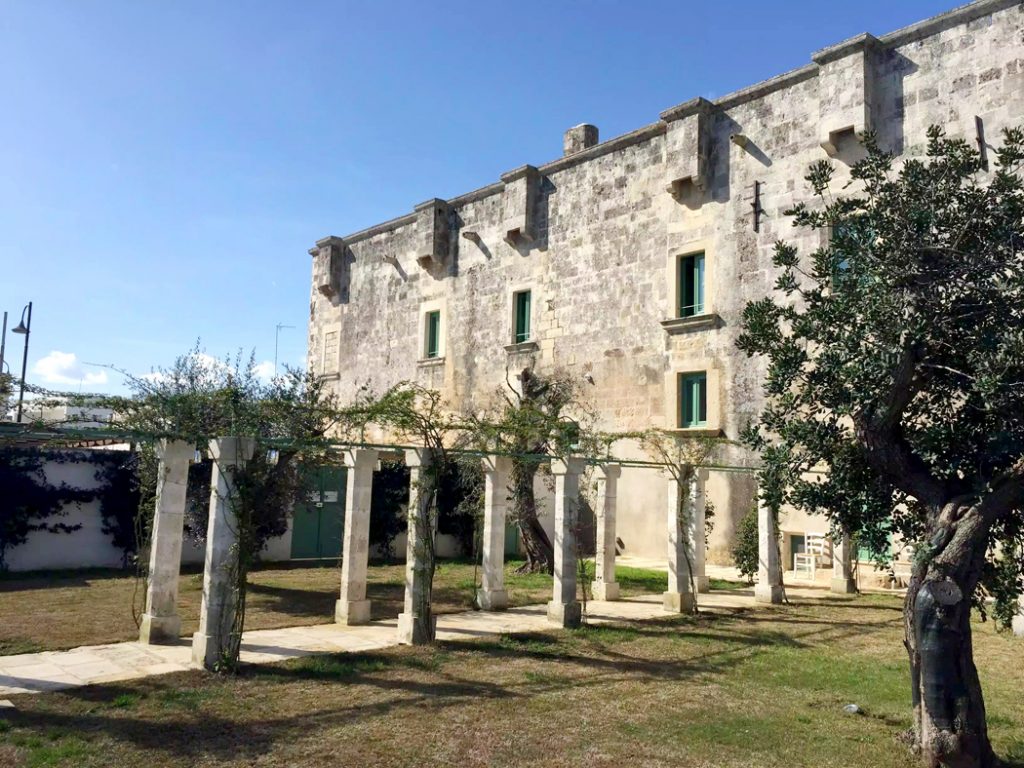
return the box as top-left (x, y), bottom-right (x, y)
top-left (11, 302), bottom-right (32, 423)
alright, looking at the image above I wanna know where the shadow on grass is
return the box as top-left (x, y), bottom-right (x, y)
top-left (0, 580), bottom-right (919, 766)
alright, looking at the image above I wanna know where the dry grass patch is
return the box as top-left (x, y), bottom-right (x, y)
top-left (0, 559), bottom-right (672, 654)
top-left (0, 595), bottom-right (1021, 767)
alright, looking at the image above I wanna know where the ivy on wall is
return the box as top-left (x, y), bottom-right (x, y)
top-left (0, 447), bottom-right (98, 570)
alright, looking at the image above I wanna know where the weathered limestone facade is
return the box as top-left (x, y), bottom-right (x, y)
top-left (308, 0), bottom-right (1024, 562)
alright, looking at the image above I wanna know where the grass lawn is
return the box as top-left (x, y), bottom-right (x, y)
top-left (0, 560), bottom-right (698, 655)
top-left (0, 594), bottom-right (1021, 767)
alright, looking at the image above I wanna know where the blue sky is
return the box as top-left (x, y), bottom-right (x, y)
top-left (0, 0), bottom-right (958, 394)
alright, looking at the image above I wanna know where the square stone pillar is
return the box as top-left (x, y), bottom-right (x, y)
top-left (831, 531), bottom-right (857, 595)
top-left (336, 448), bottom-right (378, 625)
top-left (139, 439), bottom-right (194, 644)
top-left (548, 457), bottom-right (585, 628)
top-left (664, 470), bottom-right (695, 613)
top-left (1012, 595), bottom-right (1024, 637)
top-left (477, 454), bottom-right (512, 610)
top-left (192, 436), bottom-right (255, 670)
top-left (690, 469), bottom-right (709, 593)
top-left (754, 494), bottom-right (784, 604)
top-left (397, 447), bottom-right (438, 644)
top-left (592, 463), bottom-right (621, 601)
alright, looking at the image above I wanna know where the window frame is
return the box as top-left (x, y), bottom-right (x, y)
top-left (678, 371), bottom-right (708, 429)
top-left (677, 251), bottom-right (706, 318)
top-left (513, 289), bottom-right (532, 344)
top-left (424, 310), bottom-right (441, 359)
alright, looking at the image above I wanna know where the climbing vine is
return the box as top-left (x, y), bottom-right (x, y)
top-left (0, 446), bottom-right (97, 570)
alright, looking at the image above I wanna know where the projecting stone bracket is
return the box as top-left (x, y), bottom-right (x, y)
top-left (812, 33), bottom-right (881, 158)
top-left (660, 97), bottom-right (714, 201)
top-left (309, 236), bottom-right (349, 301)
top-left (413, 198), bottom-right (451, 269)
top-left (500, 165), bottom-right (541, 246)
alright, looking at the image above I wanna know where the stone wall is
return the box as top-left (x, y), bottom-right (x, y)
top-left (308, 0), bottom-right (1024, 563)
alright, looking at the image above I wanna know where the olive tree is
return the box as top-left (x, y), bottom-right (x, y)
top-left (737, 127), bottom-right (1024, 768)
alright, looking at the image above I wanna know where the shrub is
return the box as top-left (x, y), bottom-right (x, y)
top-left (732, 504), bottom-right (758, 584)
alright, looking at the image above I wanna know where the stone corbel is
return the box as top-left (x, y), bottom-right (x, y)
top-left (660, 97), bottom-right (713, 200)
top-left (812, 33), bottom-right (881, 157)
top-left (309, 236), bottom-right (347, 300)
top-left (413, 198), bottom-right (451, 269)
top-left (500, 165), bottom-right (540, 245)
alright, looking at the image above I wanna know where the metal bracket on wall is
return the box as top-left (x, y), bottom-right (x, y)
top-left (751, 181), bottom-right (764, 233)
top-left (975, 116), bottom-right (988, 172)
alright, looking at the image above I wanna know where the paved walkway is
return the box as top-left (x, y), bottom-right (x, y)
top-left (0, 587), bottom-right (798, 698)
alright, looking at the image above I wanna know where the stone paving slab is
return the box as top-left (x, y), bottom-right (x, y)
top-left (0, 587), bottom-right (824, 698)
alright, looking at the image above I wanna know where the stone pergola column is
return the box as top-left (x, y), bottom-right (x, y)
top-left (690, 468), bottom-right (709, 593)
top-left (1012, 595), bottom-right (1024, 637)
top-left (754, 493), bottom-right (784, 604)
top-left (831, 530), bottom-right (857, 595)
top-left (592, 463), bottom-right (621, 601)
top-left (336, 447), bottom-right (378, 625)
top-left (664, 469), bottom-right (696, 612)
top-left (477, 454), bottom-right (512, 610)
top-left (397, 447), bottom-right (437, 645)
top-left (139, 439), bottom-right (193, 644)
top-left (548, 457), bottom-right (585, 628)
top-left (192, 436), bottom-right (255, 670)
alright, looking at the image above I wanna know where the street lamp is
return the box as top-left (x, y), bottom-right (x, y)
top-left (11, 302), bottom-right (32, 423)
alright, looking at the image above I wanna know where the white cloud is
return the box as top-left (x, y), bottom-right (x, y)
top-left (254, 360), bottom-right (275, 381)
top-left (140, 355), bottom-right (276, 384)
top-left (33, 351), bottom-right (108, 386)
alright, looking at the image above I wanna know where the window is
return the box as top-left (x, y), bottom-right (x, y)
top-left (424, 310), bottom-right (441, 358)
top-left (322, 331), bottom-right (339, 375)
top-left (678, 252), bottom-right (705, 317)
top-left (679, 372), bottom-right (707, 428)
top-left (513, 290), bottom-right (532, 343)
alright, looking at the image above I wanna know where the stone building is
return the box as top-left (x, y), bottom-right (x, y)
top-left (306, 0), bottom-right (1024, 567)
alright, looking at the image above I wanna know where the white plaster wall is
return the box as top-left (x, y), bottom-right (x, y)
top-left (6, 455), bottom-right (121, 572)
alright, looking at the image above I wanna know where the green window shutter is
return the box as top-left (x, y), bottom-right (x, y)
top-left (694, 253), bottom-right (705, 315)
top-left (515, 290), bottom-right (531, 343)
top-left (678, 253), bottom-right (705, 317)
top-left (426, 311), bottom-right (440, 358)
top-left (680, 372), bottom-right (708, 428)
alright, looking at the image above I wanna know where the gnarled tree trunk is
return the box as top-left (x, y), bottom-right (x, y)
top-left (510, 457), bottom-right (554, 574)
top-left (904, 503), bottom-right (996, 768)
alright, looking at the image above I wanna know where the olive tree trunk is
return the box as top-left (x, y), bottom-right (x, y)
top-left (904, 503), bottom-right (997, 768)
top-left (510, 458), bottom-right (554, 574)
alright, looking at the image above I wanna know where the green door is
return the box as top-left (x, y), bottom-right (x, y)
top-left (290, 466), bottom-right (347, 560)
top-left (504, 518), bottom-right (519, 556)
top-left (318, 466), bottom-right (346, 559)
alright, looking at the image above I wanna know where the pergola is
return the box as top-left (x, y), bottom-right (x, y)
top-left (137, 434), bottom-right (800, 669)
top-left (3, 423), bottom-right (864, 666)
